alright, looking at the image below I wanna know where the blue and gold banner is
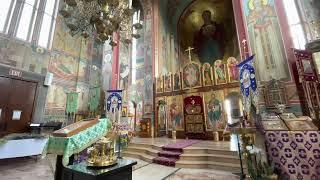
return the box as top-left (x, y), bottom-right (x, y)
top-left (237, 55), bottom-right (259, 112)
top-left (106, 90), bottom-right (123, 113)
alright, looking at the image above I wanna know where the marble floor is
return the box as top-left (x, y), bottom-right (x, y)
top-left (0, 155), bottom-right (239, 180)
top-left (131, 136), bottom-right (240, 151)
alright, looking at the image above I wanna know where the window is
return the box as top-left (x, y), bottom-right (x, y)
top-left (16, 0), bottom-right (38, 41)
top-left (0, 0), bottom-right (15, 33)
top-left (283, 0), bottom-right (307, 49)
top-left (38, 0), bottom-right (59, 48)
top-left (0, 0), bottom-right (60, 49)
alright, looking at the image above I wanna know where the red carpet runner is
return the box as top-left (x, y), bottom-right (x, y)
top-left (152, 140), bottom-right (199, 167)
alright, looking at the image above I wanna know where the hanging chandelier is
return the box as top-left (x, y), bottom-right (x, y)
top-left (59, 0), bottom-right (143, 46)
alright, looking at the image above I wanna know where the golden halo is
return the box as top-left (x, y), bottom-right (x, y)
top-left (248, 0), bottom-right (268, 10)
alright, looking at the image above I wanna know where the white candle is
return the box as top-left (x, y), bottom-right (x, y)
top-left (128, 0), bottom-right (132, 9)
top-left (137, 10), bottom-right (140, 23)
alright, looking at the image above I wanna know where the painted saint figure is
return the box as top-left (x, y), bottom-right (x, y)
top-left (246, 0), bottom-right (288, 81)
top-left (203, 63), bottom-right (212, 86)
top-left (207, 94), bottom-right (222, 130)
top-left (214, 60), bottom-right (226, 84)
top-left (170, 98), bottom-right (183, 130)
top-left (173, 73), bottom-right (181, 90)
top-left (227, 57), bottom-right (238, 82)
top-left (194, 10), bottom-right (225, 64)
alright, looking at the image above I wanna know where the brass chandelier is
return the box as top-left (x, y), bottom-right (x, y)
top-left (59, 0), bottom-right (142, 46)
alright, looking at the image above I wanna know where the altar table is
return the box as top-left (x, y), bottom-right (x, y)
top-left (63, 159), bottom-right (137, 180)
top-left (44, 118), bottom-right (110, 180)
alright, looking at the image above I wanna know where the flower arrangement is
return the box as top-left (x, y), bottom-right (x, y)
top-left (245, 146), bottom-right (277, 180)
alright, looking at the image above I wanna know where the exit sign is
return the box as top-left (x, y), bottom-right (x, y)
top-left (9, 69), bottom-right (22, 77)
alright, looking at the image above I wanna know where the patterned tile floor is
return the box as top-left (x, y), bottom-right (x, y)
top-left (0, 155), bottom-right (239, 180)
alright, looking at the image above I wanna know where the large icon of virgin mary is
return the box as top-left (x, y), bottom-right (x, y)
top-left (193, 10), bottom-right (225, 64)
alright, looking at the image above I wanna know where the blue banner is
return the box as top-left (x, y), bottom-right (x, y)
top-left (237, 55), bottom-right (259, 112)
top-left (106, 92), bottom-right (122, 113)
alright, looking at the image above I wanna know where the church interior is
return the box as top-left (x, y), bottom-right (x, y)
top-left (0, 0), bottom-right (320, 179)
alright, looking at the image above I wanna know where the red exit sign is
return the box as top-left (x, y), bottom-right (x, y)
top-left (9, 69), bottom-right (22, 77)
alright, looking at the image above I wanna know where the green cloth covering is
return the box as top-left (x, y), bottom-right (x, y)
top-left (89, 87), bottom-right (100, 111)
top-left (66, 92), bottom-right (79, 113)
top-left (44, 118), bottom-right (110, 166)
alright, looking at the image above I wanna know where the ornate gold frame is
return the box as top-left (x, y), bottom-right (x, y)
top-left (227, 57), bottom-right (239, 83)
top-left (156, 76), bottom-right (164, 93)
top-left (173, 72), bottom-right (182, 91)
top-left (213, 60), bottom-right (227, 85)
top-left (164, 73), bottom-right (173, 92)
top-left (202, 63), bottom-right (213, 86)
top-left (182, 62), bottom-right (202, 90)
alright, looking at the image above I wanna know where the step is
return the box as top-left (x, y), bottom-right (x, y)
top-left (153, 156), bottom-right (177, 167)
top-left (122, 151), bottom-right (155, 163)
top-left (125, 146), bottom-right (159, 157)
top-left (179, 153), bottom-right (240, 164)
top-left (158, 151), bottom-right (182, 159)
top-left (183, 148), bottom-right (238, 156)
top-left (175, 160), bottom-right (242, 173)
top-left (128, 143), bottom-right (163, 151)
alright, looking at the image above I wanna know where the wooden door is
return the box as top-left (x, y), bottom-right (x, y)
top-left (0, 77), bottom-right (11, 135)
top-left (184, 96), bottom-right (206, 139)
top-left (0, 77), bottom-right (37, 135)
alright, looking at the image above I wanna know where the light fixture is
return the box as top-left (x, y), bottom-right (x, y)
top-left (59, 0), bottom-right (143, 45)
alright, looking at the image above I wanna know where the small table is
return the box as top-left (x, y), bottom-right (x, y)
top-left (0, 138), bottom-right (47, 159)
top-left (63, 159), bottom-right (137, 180)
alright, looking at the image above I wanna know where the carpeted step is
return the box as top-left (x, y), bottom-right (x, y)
top-left (162, 147), bottom-right (184, 153)
top-left (158, 151), bottom-right (182, 159)
top-left (152, 156), bottom-right (177, 167)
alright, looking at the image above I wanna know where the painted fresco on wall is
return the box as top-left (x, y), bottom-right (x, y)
top-left (77, 83), bottom-right (90, 112)
top-left (102, 45), bottom-right (113, 91)
top-left (78, 59), bottom-right (89, 82)
top-left (49, 52), bottom-right (78, 81)
top-left (178, 0), bottom-right (239, 66)
top-left (119, 42), bottom-right (130, 101)
top-left (243, 0), bottom-right (289, 81)
top-left (80, 39), bottom-right (93, 61)
top-left (92, 42), bottom-right (103, 67)
top-left (89, 66), bottom-right (102, 87)
top-left (52, 16), bottom-right (81, 57)
top-left (203, 90), bottom-right (225, 131)
top-left (136, 35), bottom-right (145, 65)
top-left (0, 38), bottom-right (25, 68)
top-left (167, 95), bottom-right (184, 130)
top-left (46, 84), bottom-right (68, 108)
top-left (158, 0), bottom-right (170, 75)
top-left (23, 45), bottom-right (50, 74)
top-left (144, 65), bottom-right (153, 101)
